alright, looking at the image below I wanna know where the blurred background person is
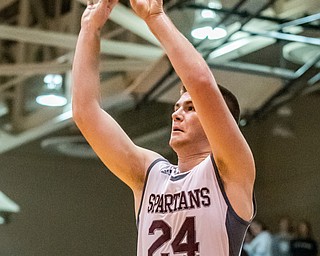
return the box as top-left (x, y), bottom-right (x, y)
top-left (244, 219), bottom-right (273, 256)
top-left (290, 220), bottom-right (318, 256)
top-left (272, 216), bottom-right (294, 256)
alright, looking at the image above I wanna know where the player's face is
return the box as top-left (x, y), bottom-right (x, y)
top-left (169, 92), bottom-right (207, 149)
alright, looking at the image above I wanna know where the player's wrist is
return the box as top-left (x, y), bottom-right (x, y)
top-left (78, 28), bottom-right (102, 49)
top-left (80, 23), bottom-right (102, 38)
top-left (145, 12), bottom-right (166, 27)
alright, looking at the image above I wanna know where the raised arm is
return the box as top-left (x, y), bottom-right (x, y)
top-left (72, 0), bottom-right (159, 194)
top-left (130, 0), bottom-right (255, 220)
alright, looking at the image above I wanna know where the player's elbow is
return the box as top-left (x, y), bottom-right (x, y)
top-left (72, 101), bottom-right (86, 129)
top-left (72, 91), bottom-right (83, 121)
top-left (72, 97), bottom-right (98, 128)
top-left (72, 101), bottom-right (82, 125)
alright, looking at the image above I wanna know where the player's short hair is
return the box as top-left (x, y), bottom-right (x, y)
top-left (180, 84), bottom-right (240, 124)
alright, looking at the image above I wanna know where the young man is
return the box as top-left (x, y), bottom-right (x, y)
top-left (72, 0), bottom-right (256, 255)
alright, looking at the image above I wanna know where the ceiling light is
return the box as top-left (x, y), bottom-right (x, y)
top-left (192, 26), bottom-right (227, 40)
top-left (36, 74), bottom-right (67, 107)
top-left (36, 94), bottom-right (68, 107)
top-left (201, 9), bottom-right (217, 19)
top-left (207, 1), bottom-right (222, 9)
top-left (191, 0), bottom-right (226, 41)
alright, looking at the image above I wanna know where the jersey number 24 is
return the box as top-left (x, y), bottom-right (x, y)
top-left (148, 216), bottom-right (199, 256)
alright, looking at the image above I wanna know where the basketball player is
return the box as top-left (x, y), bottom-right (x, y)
top-left (72, 0), bottom-right (256, 255)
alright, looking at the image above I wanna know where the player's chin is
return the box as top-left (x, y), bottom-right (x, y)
top-left (168, 136), bottom-right (176, 148)
top-left (169, 135), bottom-right (184, 148)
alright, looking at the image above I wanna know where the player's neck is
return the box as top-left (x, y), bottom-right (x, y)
top-left (177, 151), bottom-right (210, 173)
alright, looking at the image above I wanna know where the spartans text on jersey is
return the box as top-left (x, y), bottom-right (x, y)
top-left (147, 187), bottom-right (211, 214)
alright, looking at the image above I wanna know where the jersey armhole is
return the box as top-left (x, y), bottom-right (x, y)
top-left (210, 153), bottom-right (257, 225)
top-left (136, 158), bottom-right (168, 227)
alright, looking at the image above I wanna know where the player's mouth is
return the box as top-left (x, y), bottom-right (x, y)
top-left (172, 126), bottom-right (184, 133)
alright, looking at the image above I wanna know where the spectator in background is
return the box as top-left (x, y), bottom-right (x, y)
top-left (243, 219), bottom-right (273, 256)
top-left (290, 220), bottom-right (318, 256)
top-left (272, 216), bottom-right (294, 256)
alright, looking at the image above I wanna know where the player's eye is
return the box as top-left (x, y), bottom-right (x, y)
top-left (173, 104), bottom-right (180, 112)
top-left (187, 106), bottom-right (195, 111)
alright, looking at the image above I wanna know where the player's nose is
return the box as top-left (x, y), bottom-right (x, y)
top-left (172, 108), bottom-right (183, 121)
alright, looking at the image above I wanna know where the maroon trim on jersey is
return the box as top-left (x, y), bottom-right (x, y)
top-left (136, 158), bottom-right (168, 228)
top-left (210, 153), bottom-right (255, 225)
top-left (210, 153), bottom-right (257, 256)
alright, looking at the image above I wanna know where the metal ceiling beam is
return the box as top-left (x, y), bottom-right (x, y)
top-left (308, 72), bottom-right (320, 86)
top-left (201, 0), bottom-right (277, 58)
top-left (28, 0), bottom-right (47, 26)
top-left (0, 94), bottom-right (134, 154)
top-left (0, 24), bottom-right (162, 59)
top-left (214, 0), bottom-right (248, 27)
top-left (278, 12), bottom-right (320, 29)
top-left (0, 81), bottom-right (135, 154)
top-left (0, 105), bottom-right (72, 154)
top-left (0, 59), bottom-right (153, 76)
top-left (139, 60), bottom-right (299, 104)
top-left (136, 67), bottom-right (174, 105)
top-left (302, 73), bottom-right (320, 95)
top-left (180, 3), bottom-right (320, 30)
top-left (208, 61), bottom-right (297, 80)
top-left (247, 52), bottom-right (320, 122)
top-left (242, 29), bottom-right (320, 46)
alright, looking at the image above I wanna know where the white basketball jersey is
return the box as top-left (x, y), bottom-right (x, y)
top-left (137, 154), bottom-right (253, 256)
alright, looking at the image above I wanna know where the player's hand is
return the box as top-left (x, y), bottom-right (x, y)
top-left (130, 0), bottom-right (163, 21)
top-left (81, 0), bottom-right (118, 30)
